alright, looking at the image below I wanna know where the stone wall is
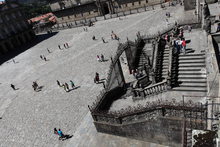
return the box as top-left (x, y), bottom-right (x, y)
top-left (94, 116), bottom-right (205, 146)
top-left (115, 0), bottom-right (163, 12)
top-left (53, 2), bottom-right (99, 23)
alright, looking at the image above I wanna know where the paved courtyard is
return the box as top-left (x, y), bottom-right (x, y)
top-left (0, 4), bottom-right (196, 147)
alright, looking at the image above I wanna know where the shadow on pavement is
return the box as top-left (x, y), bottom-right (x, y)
top-left (0, 32), bottom-right (58, 65)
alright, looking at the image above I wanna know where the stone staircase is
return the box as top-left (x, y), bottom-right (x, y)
top-left (171, 53), bottom-right (207, 92)
top-left (155, 46), bottom-right (170, 82)
top-left (138, 47), bottom-right (149, 67)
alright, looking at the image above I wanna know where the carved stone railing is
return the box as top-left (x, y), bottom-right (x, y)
top-left (166, 45), bottom-right (173, 89)
top-left (133, 79), bottom-right (168, 98)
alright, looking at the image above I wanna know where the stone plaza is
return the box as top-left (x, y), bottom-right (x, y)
top-left (0, 4), bottom-right (202, 147)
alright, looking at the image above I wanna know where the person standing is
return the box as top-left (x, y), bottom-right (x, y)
top-left (64, 44), bottom-right (66, 49)
top-left (182, 38), bottom-right (186, 55)
top-left (40, 55), bottom-right (43, 60)
top-left (58, 45), bottom-right (61, 50)
top-left (95, 72), bottom-right (99, 83)
top-left (10, 84), bottom-right (16, 90)
top-left (70, 80), bottom-right (75, 89)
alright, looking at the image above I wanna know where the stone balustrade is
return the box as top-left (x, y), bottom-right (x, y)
top-left (133, 80), bottom-right (167, 97)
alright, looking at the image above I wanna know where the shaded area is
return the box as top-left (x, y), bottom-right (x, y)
top-left (0, 32), bottom-right (58, 65)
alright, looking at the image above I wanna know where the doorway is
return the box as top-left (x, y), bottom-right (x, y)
top-left (103, 3), bottom-right (110, 15)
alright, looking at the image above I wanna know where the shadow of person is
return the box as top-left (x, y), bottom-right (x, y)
top-left (36, 86), bottom-right (44, 92)
top-left (185, 48), bottom-right (195, 53)
top-left (60, 134), bottom-right (73, 141)
top-left (67, 86), bottom-right (81, 92)
top-left (102, 59), bottom-right (109, 62)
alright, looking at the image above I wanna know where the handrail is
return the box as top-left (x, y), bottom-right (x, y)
top-left (166, 44), bottom-right (173, 89)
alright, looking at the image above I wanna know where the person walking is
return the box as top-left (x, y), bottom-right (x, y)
top-left (12, 59), bottom-right (16, 64)
top-left (101, 54), bottom-right (104, 62)
top-left (47, 48), bottom-right (51, 53)
top-left (92, 36), bottom-right (96, 40)
top-left (66, 43), bottom-right (69, 48)
top-left (65, 83), bottom-right (69, 92)
top-left (40, 55), bottom-right (43, 60)
top-left (64, 44), bottom-right (66, 49)
top-left (102, 37), bottom-right (106, 43)
top-left (43, 56), bottom-right (47, 61)
top-left (62, 84), bottom-right (66, 91)
top-left (57, 80), bottom-right (61, 87)
top-left (54, 128), bottom-right (58, 135)
top-left (58, 45), bottom-right (61, 50)
top-left (58, 129), bottom-right (65, 140)
top-left (10, 84), bottom-right (16, 90)
top-left (188, 25), bottom-right (192, 33)
top-left (70, 80), bottom-right (75, 89)
top-left (97, 55), bottom-right (100, 62)
top-left (32, 81), bottom-right (38, 91)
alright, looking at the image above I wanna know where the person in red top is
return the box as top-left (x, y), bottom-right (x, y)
top-left (182, 38), bottom-right (186, 55)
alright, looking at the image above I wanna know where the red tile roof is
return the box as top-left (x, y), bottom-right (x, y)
top-left (29, 13), bottom-right (56, 23)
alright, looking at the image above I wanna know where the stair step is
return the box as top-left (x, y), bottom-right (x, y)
top-left (178, 76), bottom-right (206, 79)
top-left (179, 61), bottom-right (205, 64)
top-left (177, 79), bottom-right (207, 83)
top-left (178, 71), bottom-right (206, 75)
top-left (179, 64), bottom-right (205, 67)
top-left (179, 53), bottom-right (205, 57)
top-left (179, 57), bottom-right (205, 60)
top-left (179, 83), bottom-right (207, 87)
top-left (178, 67), bottom-right (205, 71)
top-left (171, 87), bottom-right (207, 92)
